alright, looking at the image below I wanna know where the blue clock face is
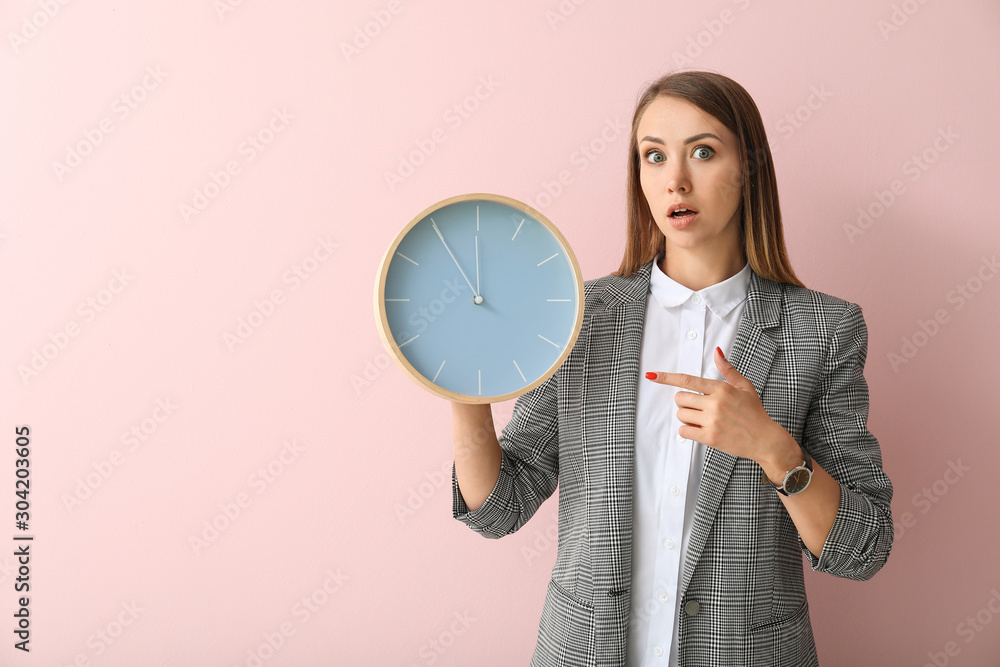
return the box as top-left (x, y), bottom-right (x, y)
top-left (377, 195), bottom-right (582, 401)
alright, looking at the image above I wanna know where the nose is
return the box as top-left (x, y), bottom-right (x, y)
top-left (664, 160), bottom-right (690, 193)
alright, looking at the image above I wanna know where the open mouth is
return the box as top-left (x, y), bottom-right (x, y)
top-left (670, 208), bottom-right (698, 218)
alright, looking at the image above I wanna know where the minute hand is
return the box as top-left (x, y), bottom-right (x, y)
top-left (430, 218), bottom-right (480, 298)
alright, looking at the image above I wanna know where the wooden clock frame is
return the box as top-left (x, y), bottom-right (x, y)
top-left (373, 192), bottom-right (584, 404)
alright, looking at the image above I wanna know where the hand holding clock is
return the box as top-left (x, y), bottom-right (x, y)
top-left (379, 193), bottom-right (583, 508)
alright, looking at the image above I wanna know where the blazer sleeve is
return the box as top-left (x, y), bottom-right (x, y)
top-left (450, 369), bottom-right (560, 539)
top-left (799, 301), bottom-right (894, 581)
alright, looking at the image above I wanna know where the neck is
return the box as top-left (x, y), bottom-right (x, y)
top-left (658, 247), bottom-right (745, 291)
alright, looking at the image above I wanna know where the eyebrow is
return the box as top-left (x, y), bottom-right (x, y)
top-left (639, 132), bottom-right (723, 145)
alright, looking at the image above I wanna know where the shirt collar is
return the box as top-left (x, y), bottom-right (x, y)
top-left (649, 253), bottom-right (752, 319)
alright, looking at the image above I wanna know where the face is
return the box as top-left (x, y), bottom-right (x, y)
top-left (636, 95), bottom-right (744, 257)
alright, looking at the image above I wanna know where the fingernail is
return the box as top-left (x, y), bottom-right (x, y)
top-left (645, 372), bottom-right (657, 380)
top-left (716, 346), bottom-right (725, 358)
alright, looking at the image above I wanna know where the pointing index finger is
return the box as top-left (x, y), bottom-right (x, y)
top-left (645, 371), bottom-right (714, 394)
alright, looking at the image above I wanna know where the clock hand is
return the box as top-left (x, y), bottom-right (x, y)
top-left (475, 233), bottom-right (480, 297)
top-left (430, 218), bottom-right (482, 303)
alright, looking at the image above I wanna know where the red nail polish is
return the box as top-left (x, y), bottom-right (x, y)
top-left (716, 346), bottom-right (724, 358)
top-left (645, 372), bottom-right (657, 380)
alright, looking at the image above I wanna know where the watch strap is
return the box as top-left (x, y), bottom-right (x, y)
top-left (761, 445), bottom-right (813, 495)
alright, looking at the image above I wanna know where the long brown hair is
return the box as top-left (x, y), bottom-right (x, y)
top-left (613, 70), bottom-right (804, 288)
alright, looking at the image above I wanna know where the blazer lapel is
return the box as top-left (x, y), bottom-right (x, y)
top-left (679, 265), bottom-right (783, 595)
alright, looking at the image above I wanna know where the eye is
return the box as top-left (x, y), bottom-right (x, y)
top-left (693, 145), bottom-right (714, 159)
top-left (644, 149), bottom-right (665, 164)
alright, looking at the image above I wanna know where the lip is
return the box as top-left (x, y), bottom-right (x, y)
top-left (667, 202), bottom-right (699, 216)
top-left (668, 211), bottom-right (699, 229)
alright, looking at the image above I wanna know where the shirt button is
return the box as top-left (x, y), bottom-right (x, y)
top-left (685, 600), bottom-right (701, 616)
top-left (659, 592), bottom-right (670, 602)
top-left (692, 294), bottom-right (701, 303)
top-left (669, 484), bottom-right (680, 496)
top-left (654, 646), bottom-right (664, 657)
top-left (686, 330), bottom-right (697, 340)
top-left (663, 538), bottom-right (674, 549)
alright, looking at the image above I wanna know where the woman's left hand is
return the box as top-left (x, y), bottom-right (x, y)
top-left (644, 347), bottom-right (787, 465)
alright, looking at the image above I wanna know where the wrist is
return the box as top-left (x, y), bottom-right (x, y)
top-left (760, 430), bottom-right (804, 486)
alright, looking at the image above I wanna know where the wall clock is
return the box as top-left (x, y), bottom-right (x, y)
top-left (373, 192), bottom-right (584, 404)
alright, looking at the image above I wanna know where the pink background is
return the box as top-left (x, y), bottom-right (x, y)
top-left (2, 0), bottom-right (999, 665)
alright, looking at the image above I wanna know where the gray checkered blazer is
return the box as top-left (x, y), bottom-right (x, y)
top-left (451, 258), bottom-right (894, 666)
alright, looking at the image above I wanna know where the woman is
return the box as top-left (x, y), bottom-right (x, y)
top-left (449, 70), bottom-right (893, 666)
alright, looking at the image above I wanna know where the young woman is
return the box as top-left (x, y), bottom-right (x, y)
top-left (449, 70), bottom-right (893, 666)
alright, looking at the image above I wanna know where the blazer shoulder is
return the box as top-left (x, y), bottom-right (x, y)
top-left (582, 267), bottom-right (647, 311)
top-left (582, 273), bottom-right (625, 318)
top-left (583, 274), bottom-right (612, 306)
top-left (779, 280), bottom-right (863, 323)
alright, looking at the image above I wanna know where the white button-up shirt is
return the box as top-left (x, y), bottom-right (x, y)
top-left (626, 254), bottom-right (752, 667)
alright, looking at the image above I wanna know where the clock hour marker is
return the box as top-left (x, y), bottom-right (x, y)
top-left (432, 360), bottom-right (446, 383)
top-left (546, 299), bottom-right (571, 302)
top-left (512, 218), bottom-right (524, 241)
top-left (538, 334), bottom-right (560, 348)
top-left (385, 298), bottom-right (410, 302)
top-left (396, 252), bottom-right (419, 266)
top-left (513, 359), bottom-right (527, 383)
top-left (398, 334), bottom-right (420, 348)
top-left (477, 205), bottom-right (480, 231)
top-left (537, 253), bottom-right (559, 266)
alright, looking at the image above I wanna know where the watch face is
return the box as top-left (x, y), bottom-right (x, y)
top-left (785, 468), bottom-right (811, 494)
top-left (374, 193), bottom-right (583, 403)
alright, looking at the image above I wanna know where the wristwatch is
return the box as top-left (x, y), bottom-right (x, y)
top-left (761, 445), bottom-right (813, 496)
